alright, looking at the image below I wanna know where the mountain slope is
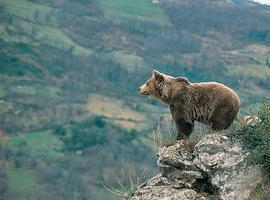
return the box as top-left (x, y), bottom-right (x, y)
top-left (0, 0), bottom-right (270, 199)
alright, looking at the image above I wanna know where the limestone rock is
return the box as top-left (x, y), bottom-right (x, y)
top-left (130, 174), bottom-right (206, 200)
top-left (128, 134), bottom-right (262, 200)
top-left (193, 134), bottom-right (262, 200)
top-left (157, 141), bottom-right (203, 188)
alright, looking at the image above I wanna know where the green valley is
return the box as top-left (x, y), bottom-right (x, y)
top-left (0, 0), bottom-right (270, 199)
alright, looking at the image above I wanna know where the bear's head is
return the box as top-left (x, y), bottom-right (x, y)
top-left (138, 70), bottom-right (190, 104)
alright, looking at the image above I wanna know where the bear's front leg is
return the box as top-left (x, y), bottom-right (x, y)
top-left (175, 118), bottom-right (194, 140)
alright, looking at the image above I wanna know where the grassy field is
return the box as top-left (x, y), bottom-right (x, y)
top-left (225, 44), bottom-right (270, 80)
top-left (1, 0), bottom-right (58, 26)
top-left (17, 20), bottom-right (92, 56)
top-left (225, 64), bottom-right (269, 79)
top-left (98, 0), bottom-right (169, 25)
top-left (8, 130), bottom-right (63, 157)
top-left (112, 51), bottom-right (147, 72)
top-left (11, 85), bottom-right (37, 95)
top-left (0, 86), bottom-right (6, 99)
top-left (1, 0), bottom-right (92, 56)
top-left (10, 85), bottom-right (62, 97)
top-left (7, 169), bottom-right (36, 198)
top-left (87, 94), bottom-right (148, 130)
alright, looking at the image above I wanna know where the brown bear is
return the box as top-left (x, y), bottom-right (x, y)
top-left (138, 70), bottom-right (240, 139)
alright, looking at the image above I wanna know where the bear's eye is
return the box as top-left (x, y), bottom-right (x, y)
top-left (146, 82), bottom-right (149, 85)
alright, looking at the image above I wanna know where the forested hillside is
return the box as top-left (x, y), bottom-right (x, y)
top-left (0, 0), bottom-right (269, 199)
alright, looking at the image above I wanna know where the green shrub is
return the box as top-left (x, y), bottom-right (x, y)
top-left (64, 127), bottom-right (107, 151)
top-left (93, 116), bottom-right (106, 128)
top-left (230, 103), bottom-right (270, 174)
top-left (53, 125), bottom-right (66, 136)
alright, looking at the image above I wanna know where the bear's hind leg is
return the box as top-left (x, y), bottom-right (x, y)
top-left (210, 108), bottom-right (237, 130)
top-left (175, 119), bottom-right (194, 140)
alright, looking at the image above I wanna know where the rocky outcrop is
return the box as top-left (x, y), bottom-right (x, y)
top-left (130, 134), bottom-right (262, 200)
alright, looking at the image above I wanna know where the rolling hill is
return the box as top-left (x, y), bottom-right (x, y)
top-left (0, 0), bottom-right (270, 199)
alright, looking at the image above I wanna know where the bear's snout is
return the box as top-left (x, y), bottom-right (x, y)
top-left (138, 86), bottom-right (149, 95)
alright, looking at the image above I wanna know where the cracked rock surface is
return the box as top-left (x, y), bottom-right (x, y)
top-left (129, 134), bottom-right (262, 200)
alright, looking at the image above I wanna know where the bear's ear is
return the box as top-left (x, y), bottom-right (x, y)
top-left (176, 76), bottom-right (190, 84)
top-left (153, 70), bottom-right (164, 82)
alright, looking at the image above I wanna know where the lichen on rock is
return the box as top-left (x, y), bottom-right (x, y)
top-left (129, 174), bottom-right (206, 200)
top-left (129, 133), bottom-right (262, 200)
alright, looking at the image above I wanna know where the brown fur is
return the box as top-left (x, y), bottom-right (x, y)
top-left (138, 70), bottom-right (240, 140)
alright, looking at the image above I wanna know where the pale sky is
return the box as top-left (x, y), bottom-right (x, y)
top-left (252, 0), bottom-right (270, 5)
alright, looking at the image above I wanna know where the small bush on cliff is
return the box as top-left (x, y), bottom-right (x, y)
top-left (229, 102), bottom-right (270, 199)
top-left (230, 102), bottom-right (270, 175)
top-left (103, 168), bottom-right (145, 199)
top-left (63, 117), bottom-right (108, 151)
top-left (141, 116), bottom-right (177, 152)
